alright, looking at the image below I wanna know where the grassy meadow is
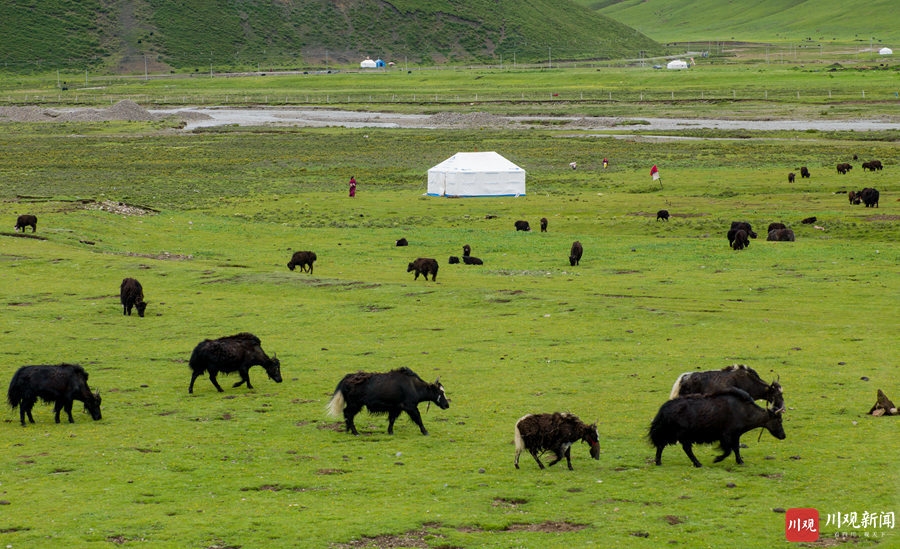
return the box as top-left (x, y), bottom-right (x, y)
top-left (0, 113), bottom-right (898, 548)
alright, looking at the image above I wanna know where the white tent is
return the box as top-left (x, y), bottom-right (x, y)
top-left (667, 59), bottom-right (689, 70)
top-left (879, 47), bottom-right (893, 55)
top-left (427, 152), bottom-right (526, 197)
top-left (360, 58), bottom-right (377, 68)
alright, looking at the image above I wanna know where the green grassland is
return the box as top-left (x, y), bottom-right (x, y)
top-left (0, 117), bottom-right (897, 548)
top-left (592, 0), bottom-right (900, 45)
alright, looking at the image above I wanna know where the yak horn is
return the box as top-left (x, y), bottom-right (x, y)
top-left (757, 428), bottom-right (765, 443)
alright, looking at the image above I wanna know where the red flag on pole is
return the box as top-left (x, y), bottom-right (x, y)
top-left (650, 165), bottom-right (660, 180)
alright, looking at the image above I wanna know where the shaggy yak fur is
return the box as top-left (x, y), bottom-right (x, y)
top-left (7, 363), bottom-right (102, 426)
top-left (188, 333), bottom-right (282, 393)
top-left (120, 277), bottom-right (147, 317)
top-left (407, 258), bottom-right (438, 281)
top-left (514, 412), bottom-right (600, 470)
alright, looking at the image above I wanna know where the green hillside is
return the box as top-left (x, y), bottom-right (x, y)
top-left (0, 0), bottom-right (663, 74)
top-left (584, 0), bottom-right (899, 44)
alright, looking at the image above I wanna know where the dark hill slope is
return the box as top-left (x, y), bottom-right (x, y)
top-left (0, 0), bottom-right (662, 73)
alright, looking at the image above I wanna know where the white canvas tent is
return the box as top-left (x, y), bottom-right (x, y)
top-left (879, 47), bottom-right (893, 55)
top-left (667, 59), bottom-right (689, 70)
top-left (427, 152), bottom-right (526, 197)
top-left (360, 58), bottom-right (377, 68)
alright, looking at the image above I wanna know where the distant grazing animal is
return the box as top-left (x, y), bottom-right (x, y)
top-left (287, 251), bottom-right (317, 274)
top-left (327, 367), bottom-right (449, 435)
top-left (7, 363), bottom-right (102, 426)
top-left (767, 222), bottom-right (786, 233)
top-left (569, 241), bottom-right (583, 266)
top-left (395, 238), bottom-right (408, 247)
top-left (801, 216), bottom-right (817, 224)
top-left (787, 172), bottom-right (795, 184)
top-left (848, 190), bottom-right (861, 205)
top-left (448, 256), bottom-right (460, 264)
top-left (462, 244), bottom-right (471, 257)
top-left (859, 187), bottom-right (880, 208)
top-left (188, 332), bottom-right (281, 393)
top-left (119, 277), bottom-right (147, 317)
top-left (514, 220), bottom-right (531, 231)
top-left (800, 166), bottom-right (810, 178)
top-left (462, 255), bottom-right (483, 265)
top-left (836, 163), bottom-right (852, 175)
top-left (657, 209), bottom-right (669, 221)
top-left (862, 160), bottom-right (883, 172)
top-left (514, 412), bottom-right (600, 470)
top-left (727, 222), bottom-right (757, 248)
top-left (731, 229), bottom-right (749, 250)
top-left (407, 258), bottom-right (438, 281)
top-left (540, 217), bottom-right (548, 232)
top-left (767, 228), bottom-right (795, 242)
top-left (649, 388), bottom-right (786, 467)
top-left (669, 364), bottom-right (785, 412)
top-left (14, 214), bottom-right (37, 233)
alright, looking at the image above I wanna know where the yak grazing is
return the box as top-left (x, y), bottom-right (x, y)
top-left (287, 251), bottom-right (317, 274)
top-left (649, 388), bottom-right (785, 467)
top-left (15, 214), bottom-right (37, 233)
top-left (669, 364), bottom-right (785, 413)
top-left (514, 412), bottom-right (600, 470)
top-left (327, 367), bottom-right (449, 435)
top-left (569, 241), bottom-right (583, 266)
top-left (787, 172), bottom-right (795, 184)
top-left (407, 258), bottom-right (438, 281)
top-left (120, 277), bottom-right (147, 317)
top-left (859, 188), bottom-right (880, 208)
top-left (188, 333), bottom-right (282, 393)
top-left (657, 209), bottom-right (670, 221)
top-left (540, 217), bottom-right (548, 232)
top-left (514, 220), bottom-right (531, 232)
top-left (767, 228), bottom-right (795, 242)
top-left (7, 363), bottom-right (102, 426)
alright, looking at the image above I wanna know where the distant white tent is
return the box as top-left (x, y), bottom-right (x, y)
top-left (879, 47), bottom-right (893, 55)
top-left (427, 152), bottom-right (526, 197)
top-left (667, 59), bottom-right (689, 70)
top-left (360, 58), bottom-right (377, 68)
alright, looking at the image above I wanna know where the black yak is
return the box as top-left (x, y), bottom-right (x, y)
top-left (462, 244), bottom-right (471, 257)
top-left (7, 364), bottom-right (102, 426)
top-left (787, 172), bottom-right (795, 184)
top-left (327, 367), bottom-right (449, 435)
top-left (407, 258), bottom-right (438, 281)
top-left (669, 364), bottom-right (784, 413)
top-left (657, 210), bottom-right (670, 221)
top-left (514, 412), bottom-right (600, 470)
top-left (569, 241), bottom-right (583, 266)
top-left (859, 188), bottom-right (879, 208)
top-left (14, 214), bottom-right (37, 233)
top-left (848, 190), bottom-right (861, 205)
top-left (188, 333), bottom-right (282, 393)
top-left (649, 388), bottom-right (786, 467)
top-left (395, 238), bottom-right (408, 247)
top-left (287, 251), bottom-right (317, 274)
top-left (727, 222), bottom-right (757, 247)
top-left (731, 229), bottom-right (749, 250)
top-left (767, 228), bottom-right (796, 242)
top-left (514, 220), bottom-right (531, 231)
top-left (462, 255), bottom-right (483, 265)
top-left (120, 277), bottom-right (147, 317)
top-left (540, 217), bottom-right (548, 232)
top-left (836, 163), bottom-right (852, 175)
top-left (767, 222), bottom-right (787, 233)
top-left (801, 216), bottom-right (817, 224)
top-left (800, 166), bottom-right (810, 178)
top-left (448, 256), bottom-right (460, 264)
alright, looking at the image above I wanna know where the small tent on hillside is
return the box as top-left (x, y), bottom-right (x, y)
top-left (879, 47), bottom-right (893, 55)
top-left (427, 152), bottom-right (526, 197)
top-left (667, 59), bottom-right (689, 70)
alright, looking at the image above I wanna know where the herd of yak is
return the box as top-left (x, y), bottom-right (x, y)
top-left (4, 159), bottom-right (884, 469)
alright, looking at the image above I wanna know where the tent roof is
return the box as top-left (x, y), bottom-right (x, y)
top-left (429, 151), bottom-right (524, 173)
top-left (879, 47), bottom-right (893, 55)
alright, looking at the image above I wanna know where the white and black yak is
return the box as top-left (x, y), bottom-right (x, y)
top-left (327, 367), bottom-right (449, 435)
top-left (669, 364), bottom-right (785, 412)
top-left (514, 412), bottom-right (599, 470)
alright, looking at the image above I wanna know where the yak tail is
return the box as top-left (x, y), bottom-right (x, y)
top-left (7, 370), bottom-right (23, 408)
top-left (513, 415), bottom-right (528, 455)
top-left (326, 390), bottom-right (345, 418)
top-left (669, 373), bottom-right (690, 399)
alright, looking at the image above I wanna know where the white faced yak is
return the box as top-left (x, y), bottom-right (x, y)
top-left (669, 364), bottom-right (785, 413)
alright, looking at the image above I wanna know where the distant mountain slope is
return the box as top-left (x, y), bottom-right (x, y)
top-left (585, 0), bottom-right (899, 44)
top-left (0, 0), bottom-right (663, 73)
